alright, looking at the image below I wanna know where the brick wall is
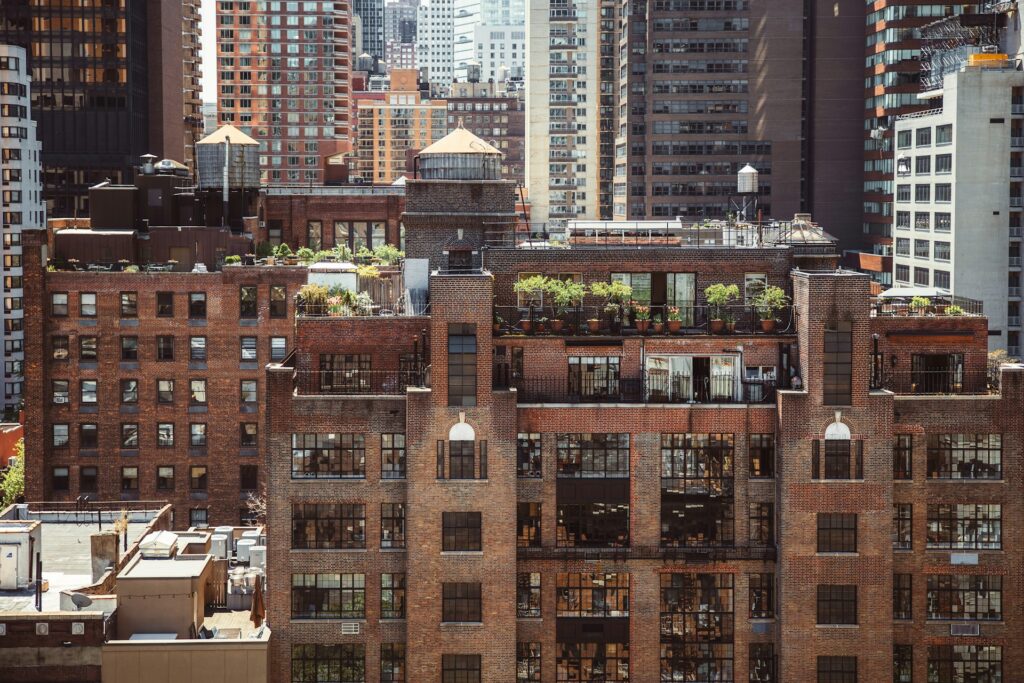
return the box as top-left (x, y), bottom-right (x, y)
top-left (262, 192), bottom-right (405, 250)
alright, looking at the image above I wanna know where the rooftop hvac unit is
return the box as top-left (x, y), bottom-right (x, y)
top-left (950, 623), bottom-right (980, 637)
top-left (249, 546), bottom-right (266, 571)
top-left (341, 622), bottom-right (361, 635)
top-left (210, 534), bottom-right (229, 560)
top-left (236, 538), bottom-right (256, 563)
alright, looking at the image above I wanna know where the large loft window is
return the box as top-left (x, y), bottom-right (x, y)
top-left (927, 504), bottom-right (1001, 550)
top-left (817, 513), bottom-right (857, 553)
top-left (381, 503), bottom-right (405, 549)
top-left (816, 585), bottom-right (857, 625)
top-left (556, 643), bottom-right (629, 683)
top-left (927, 575), bottom-right (1001, 621)
top-left (893, 504), bottom-right (913, 550)
top-left (823, 322), bottom-right (852, 405)
top-left (291, 503), bottom-right (365, 550)
top-left (557, 503), bottom-right (629, 548)
top-left (292, 645), bottom-right (365, 683)
top-left (660, 573), bottom-right (734, 682)
top-left (319, 354), bottom-right (371, 393)
top-left (557, 433), bottom-right (629, 478)
top-left (568, 356), bottom-right (620, 399)
top-left (517, 502), bottom-right (541, 548)
top-left (812, 439), bottom-right (863, 480)
top-left (442, 512), bottom-right (481, 552)
top-left (817, 656), bottom-right (857, 683)
top-left (380, 574), bottom-right (406, 619)
top-left (927, 434), bottom-right (1001, 480)
top-left (661, 433), bottom-right (735, 548)
top-left (517, 573), bottom-right (541, 618)
top-left (448, 323), bottom-right (477, 407)
top-left (556, 573), bottom-right (629, 617)
top-left (927, 646), bottom-right (1000, 683)
top-left (442, 583), bottom-right (481, 623)
top-left (894, 435), bottom-right (912, 480)
top-left (518, 433), bottom-right (542, 478)
top-left (290, 434), bottom-right (366, 479)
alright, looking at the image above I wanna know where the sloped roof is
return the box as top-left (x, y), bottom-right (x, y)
top-left (197, 124), bottom-right (260, 147)
top-left (419, 123), bottom-right (502, 156)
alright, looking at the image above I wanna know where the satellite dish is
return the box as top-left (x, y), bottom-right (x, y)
top-left (70, 593), bottom-right (93, 611)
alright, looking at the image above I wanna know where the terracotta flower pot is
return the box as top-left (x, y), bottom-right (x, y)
top-left (726, 321), bottom-right (736, 333)
top-left (760, 318), bottom-right (777, 333)
top-left (520, 320), bottom-right (533, 334)
top-left (710, 319), bottom-right (725, 334)
top-left (587, 319), bottom-right (601, 333)
top-left (653, 323), bottom-right (664, 334)
top-left (636, 320), bottom-right (650, 333)
top-left (551, 319), bottom-right (565, 333)
top-left (667, 320), bottom-right (682, 333)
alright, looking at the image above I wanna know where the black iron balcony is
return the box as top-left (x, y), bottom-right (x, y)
top-left (516, 545), bottom-right (776, 562)
top-left (875, 369), bottom-right (994, 395)
top-left (295, 369), bottom-right (429, 396)
top-left (509, 375), bottom-right (776, 405)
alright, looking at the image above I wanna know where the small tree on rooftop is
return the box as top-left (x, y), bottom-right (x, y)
top-left (0, 438), bottom-right (24, 508)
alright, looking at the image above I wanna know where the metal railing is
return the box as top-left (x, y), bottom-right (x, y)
top-left (493, 304), bottom-right (794, 337)
top-left (870, 295), bottom-right (984, 317)
top-left (876, 369), bottom-right (995, 396)
top-left (295, 368), bottom-right (429, 396)
top-left (508, 375), bottom-right (777, 405)
top-left (297, 299), bottom-right (429, 318)
top-left (517, 545), bottom-right (776, 562)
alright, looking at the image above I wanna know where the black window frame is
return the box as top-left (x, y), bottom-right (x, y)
top-left (119, 291), bottom-right (138, 318)
top-left (517, 572), bottom-right (541, 618)
top-left (816, 513), bottom-right (857, 553)
top-left (817, 656), bottom-right (857, 683)
top-left (381, 433), bottom-right (406, 479)
top-left (447, 323), bottom-right (477, 407)
top-left (442, 582), bottom-right (482, 623)
top-left (926, 575), bottom-right (1001, 621)
top-left (380, 573), bottom-right (406, 619)
top-left (381, 502), bottom-right (405, 549)
top-left (156, 336), bottom-right (174, 361)
top-left (749, 433), bottom-right (774, 478)
top-left (156, 291), bottom-right (174, 317)
top-left (188, 292), bottom-right (207, 319)
top-left (749, 572), bottom-right (775, 619)
top-left (894, 434), bottom-right (912, 480)
top-left (893, 503), bottom-right (912, 550)
top-left (120, 335), bottom-right (138, 361)
top-left (823, 322), bottom-right (852, 405)
top-left (816, 585), bottom-right (857, 625)
top-left (517, 432), bottom-right (542, 478)
top-left (442, 511), bottom-right (482, 551)
top-left (894, 573), bottom-right (912, 620)
top-left (270, 284), bottom-right (287, 318)
top-left (240, 285), bottom-right (258, 319)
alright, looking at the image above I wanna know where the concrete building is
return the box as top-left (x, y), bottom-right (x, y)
top-left (859, 3), bottom-right (986, 286)
top-left (384, 39), bottom-right (416, 73)
top-left (0, 45), bottom-right (43, 415)
top-left (385, 0), bottom-right (418, 46)
top-left (526, 0), bottom-right (617, 224)
top-left (416, 0), bottom-right (455, 93)
top-left (352, 69), bottom-right (448, 184)
top-left (453, 1), bottom-right (526, 82)
top-left (354, 0), bottom-right (386, 61)
top-left (215, 0), bottom-right (352, 185)
top-left (891, 57), bottom-right (1024, 355)
top-left (262, 126), bottom-right (1024, 681)
top-left (0, 502), bottom-right (271, 683)
top-left (0, 1), bottom-right (203, 217)
top-left (609, 0), bottom-right (864, 251)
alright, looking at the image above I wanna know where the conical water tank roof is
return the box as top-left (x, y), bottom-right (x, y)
top-left (417, 121), bottom-right (503, 180)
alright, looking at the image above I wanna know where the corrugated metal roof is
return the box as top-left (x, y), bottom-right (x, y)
top-left (419, 125), bottom-right (501, 156)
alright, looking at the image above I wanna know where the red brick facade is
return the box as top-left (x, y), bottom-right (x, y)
top-left (263, 231), bottom-right (1023, 682)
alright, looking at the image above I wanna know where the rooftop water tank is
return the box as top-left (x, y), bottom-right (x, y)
top-left (196, 125), bottom-right (260, 191)
top-left (417, 122), bottom-right (503, 181)
top-left (737, 164), bottom-right (759, 194)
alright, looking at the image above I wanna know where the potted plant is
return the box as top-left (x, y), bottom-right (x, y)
top-left (634, 304), bottom-right (651, 333)
top-left (667, 307), bottom-right (683, 333)
top-left (546, 278), bottom-right (586, 334)
top-left (946, 304), bottom-right (965, 316)
top-left (275, 243), bottom-right (296, 265)
top-left (752, 285), bottom-right (790, 333)
top-left (652, 314), bottom-right (664, 335)
top-left (724, 312), bottom-right (736, 334)
top-left (225, 255), bottom-right (241, 265)
top-left (704, 283), bottom-right (739, 334)
top-left (910, 296), bottom-right (931, 316)
top-left (587, 317), bottom-right (601, 333)
top-left (591, 281), bottom-right (633, 334)
top-left (297, 283), bottom-right (329, 316)
top-left (536, 317), bottom-right (548, 334)
top-left (296, 247), bottom-right (316, 264)
top-left (494, 315), bottom-right (504, 334)
top-left (513, 275), bottom-right (550, 334)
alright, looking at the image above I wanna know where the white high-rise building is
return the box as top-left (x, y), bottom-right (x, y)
top-left (0, 45), bottom-right (43, 412)
top-left (453, 1), bottom-right (525, 82)
top-left (416, 0), bottom-right (455, 93)
top-left (526, 0), bottom-right (606, 225)
top-left (891, 60), bottom-right (1024, 354)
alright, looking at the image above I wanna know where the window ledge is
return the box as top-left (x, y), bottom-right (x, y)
top-left (815, 624), bottom-right (859, 629)
top-left (810, 479), bottom-right (865, 483)
top-left (290, 548), bottom-right (368, 553)
top-left (924, 479), bottom-right (1004, 484)
top-left (189, 319), bottom-right (207, 327)
top-left (440, 622), bottom-right (484, 627)
top-left (379, 547), bottom-right (406, 552)
top-left (815, 552), bottom-right (859, 557)
top-left (440, 551), bottom-right (484, 557)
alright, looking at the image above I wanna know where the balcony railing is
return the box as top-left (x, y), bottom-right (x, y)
top-left (493, 304), bottom-right (794, 337)
top-left (508, 375), bottom-right (777, 405)
top-left (876, 369), bottom-right (995, 395)
top-left (517, 545), bottom-right (776, 562)
top-left (295, 369), bottom-right (429, 396)
top-left (870, 295), bottom-right (983, 317)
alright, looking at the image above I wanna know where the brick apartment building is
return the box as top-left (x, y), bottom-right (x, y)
top-left (261, 131), bottom-right (1022, 681)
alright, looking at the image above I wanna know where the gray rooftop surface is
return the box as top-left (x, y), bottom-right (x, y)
top-left (0, 521), bottom-right (149, 613)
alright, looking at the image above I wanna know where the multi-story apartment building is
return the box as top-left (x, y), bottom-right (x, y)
top-left (453, 0), bottom-right (526, 82)
top-left (353, 69), bottom-right (448, 183)
top-left (385, 40), bottom-right (416, 73)
top-left (354, 0), bottom-right (386, 61)
top-left (892, 57), bottom-right (1023, 355)
top-left (417, 0), bottom-right (455, 93)
top-left (215, 0), bottom-right (352, 185)
top-left (262, 124), bottom-right (1023, 683)
top-left (0, 1), bottom-right (203, 217)
top-left (861, 3), bottom-right (983, 286)
top-left (385, 0), bottom-right (418, 46)
top-left (610, 0), bottom-right (865, 250)
top-left (447, 81), bottom-right (525, 185)
top-left (0, 45), bottom-right (43, 415)
top-left (526, 0), bottom-right (618, 223)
